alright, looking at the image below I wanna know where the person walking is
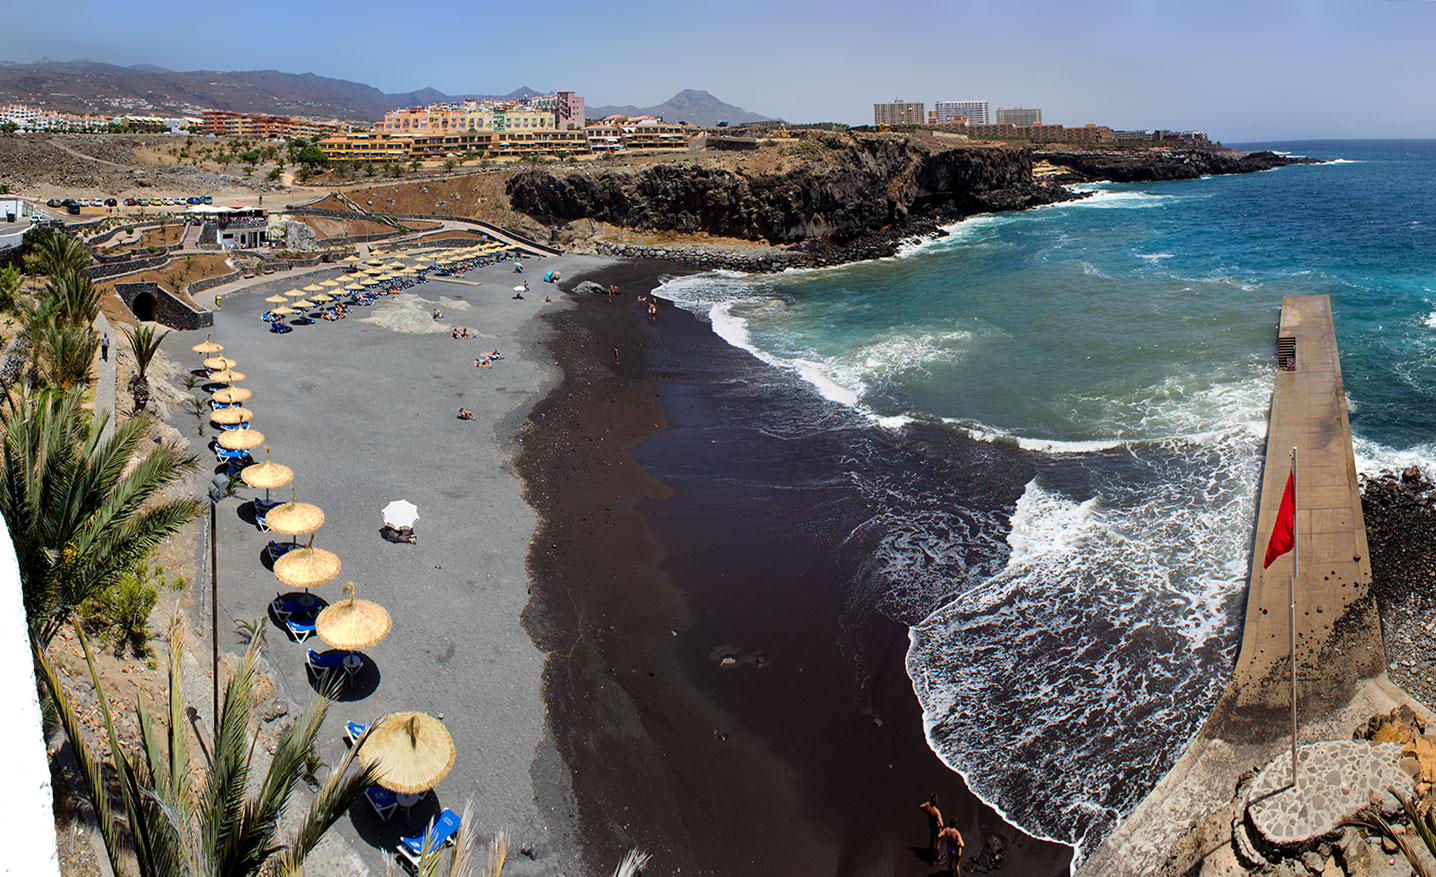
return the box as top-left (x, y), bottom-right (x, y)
top-left (100, 332), bottom-right (109, 362)
top-left (919, 795), bottom-right (943, 859)
top-left (937, 818), bottom-right (965, 876)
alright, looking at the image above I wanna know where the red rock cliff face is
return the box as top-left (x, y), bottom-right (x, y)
top-left (506, 132), bottom-right (1075, 247)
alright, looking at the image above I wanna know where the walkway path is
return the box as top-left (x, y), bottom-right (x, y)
top-left (93, 312), bottom-right (116, 442)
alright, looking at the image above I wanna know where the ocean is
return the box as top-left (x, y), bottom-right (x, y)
top-left (648, 140), bottom-right (1436, 862)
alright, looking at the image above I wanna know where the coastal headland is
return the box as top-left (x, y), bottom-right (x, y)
top-left (505, 132), bottom-right (1314, 269)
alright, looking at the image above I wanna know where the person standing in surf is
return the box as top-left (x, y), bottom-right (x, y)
top-left (919, 795), bottom-right (944, 859)
top-left (938, 817), bottom-right (965, 875)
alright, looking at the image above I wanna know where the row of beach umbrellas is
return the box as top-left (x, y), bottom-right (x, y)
top-left (190, 332), bottom-right (450, 796)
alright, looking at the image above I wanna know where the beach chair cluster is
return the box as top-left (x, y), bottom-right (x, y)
top-left (260, 243), bottom-right (527, 334)
top-left (342, 721), bottom-right (460, 870)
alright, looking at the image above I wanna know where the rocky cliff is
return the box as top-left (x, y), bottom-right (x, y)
top-left (1034, 146), bottom-right (1315, 183)
top-left (506, 132), bottom-right (1078, 264)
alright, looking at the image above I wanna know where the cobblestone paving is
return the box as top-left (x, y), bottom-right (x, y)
top-left (1247, 741), bottom-right (1410, 847)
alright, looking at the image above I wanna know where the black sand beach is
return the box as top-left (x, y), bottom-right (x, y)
top-left (519, 262), bottom-right (1074, 875)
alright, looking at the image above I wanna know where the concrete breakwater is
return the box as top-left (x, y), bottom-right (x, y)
top-left (1080, 295), bottom-right (1392, 876)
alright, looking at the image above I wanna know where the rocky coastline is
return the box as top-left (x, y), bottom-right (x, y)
top-left (508, 133), bottom-right (1316, 272)
top-left (1035, 145), bottom-right (1318, 184)
top-left (1361, 466), bottom-right (1436, 705)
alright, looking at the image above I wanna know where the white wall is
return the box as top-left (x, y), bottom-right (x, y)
top-left (0, 525), bottom-right (60, 876)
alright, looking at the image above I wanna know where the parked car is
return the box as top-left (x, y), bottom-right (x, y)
top-left (123, 198), bottom-right (136, 207)
top-left (46, 199), bottom-right (61, 208)
top-left (136, 198), bottom-right (149, 206)
top-left (186, 196), bottom-right (201, 205)
top-left (104, 198), bottom-right (117, 207)
top-left (203, 195), bottom-right (213, 204)
top-left (65, 204), bottom-right (81, 215)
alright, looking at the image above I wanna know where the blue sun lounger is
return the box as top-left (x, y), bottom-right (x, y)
top-left (365, 785), bottom-right (398, 821)
top-left (344, 720), bottom-right (368, 746)
top-left (307, 649), bottom-right (359, 684)
top-left (397, 809), bottom-right (461, 869)
top-left (283, 616), bottom-right (316, 643)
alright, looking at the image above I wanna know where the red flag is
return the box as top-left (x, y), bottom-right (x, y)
top-left (1263, 472), bottom-right (1295, 568)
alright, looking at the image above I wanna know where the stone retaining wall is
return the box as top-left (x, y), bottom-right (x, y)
top-left (114, 282), bottom-right (212, 330)
top-left (187, 267), bottom-right (240, 296)
top-left (83, 253), bottom-right (170, 280)
top-left (87, 220), bottom-right (162, 247)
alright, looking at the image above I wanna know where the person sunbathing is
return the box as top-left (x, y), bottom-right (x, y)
top-left (457, 408), bottom-right (474, 420)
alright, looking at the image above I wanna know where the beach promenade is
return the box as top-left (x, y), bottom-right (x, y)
top-left (1081, 294), bottom-right (1403, 876)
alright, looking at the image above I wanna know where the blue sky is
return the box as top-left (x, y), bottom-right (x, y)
top-left (10, 0), bottom-right (1436, 140)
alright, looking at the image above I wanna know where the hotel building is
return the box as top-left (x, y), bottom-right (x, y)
top-left (314, 132), bottom-right (415, 162)
top-left (583, 116), bottom-right (692, 152)
top-left (201, 110), bottom-right (340, 140)
top-left (995, 107), bottom-right (1042, 127)
top-left (873, 100), bottom-right (925, 126)
top-left (965, 122), bottom-right (1114, 143)
top-left (936, 100), bottom-right (988, 126)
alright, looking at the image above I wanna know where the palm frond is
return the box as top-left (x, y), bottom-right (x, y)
top-left (199, 646), bottom-right (259, 874)
top-left (273, 723), bottom-right (380, 875)
top-left (611, 848), bottom-right (652, 877)
top-left (30, 634), bottom-right (127, 876)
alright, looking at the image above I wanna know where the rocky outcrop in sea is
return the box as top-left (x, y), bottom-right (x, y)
top-left (1034, 146), bottom-right (1317, 183)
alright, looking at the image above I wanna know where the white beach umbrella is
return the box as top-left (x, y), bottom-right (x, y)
top-left (382, 500), bottom-right (420, 529)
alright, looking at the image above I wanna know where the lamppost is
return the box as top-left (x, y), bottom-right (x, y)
top-left (207, 471), bottom-right (229, 733)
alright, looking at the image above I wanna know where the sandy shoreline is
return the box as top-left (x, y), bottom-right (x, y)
top-left (519, 261), bottom-right (1073, 875)
top-left (166, 249), bottom-right (1072, 874)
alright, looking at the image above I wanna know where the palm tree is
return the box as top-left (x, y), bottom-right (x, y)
top-left (46, 269), bottom-right (100, 327)
top-left (34, 618), bottom-right (378, 876)
top-left (29, 317), bottom-right (98, 389)
top-left (0, 389), bottom-right (202, 645)
top-left (123, 324), bottom-right (169, 414)
top-left (30, 229), bottom-right (92, 278)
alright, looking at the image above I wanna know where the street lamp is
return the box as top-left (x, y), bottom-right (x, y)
top-left (207, 471), bottom-right (229, 733)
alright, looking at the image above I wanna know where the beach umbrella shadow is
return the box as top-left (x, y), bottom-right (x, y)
top-left (235, 500), bottom-right (261, 528)
top-left (346, 788), bottom-right (443, 852)
top-left (305, 650), bottom-right (381, 701)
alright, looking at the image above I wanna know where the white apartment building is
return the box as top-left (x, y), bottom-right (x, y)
top-left (936, 100), bottom-right (988, 126)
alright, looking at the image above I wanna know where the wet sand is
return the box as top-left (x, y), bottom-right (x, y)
top-left (519, 262), bottom-right (1074, 875)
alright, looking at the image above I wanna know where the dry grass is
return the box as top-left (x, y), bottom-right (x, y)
top-left (296, 216), bottom-right (404, 240)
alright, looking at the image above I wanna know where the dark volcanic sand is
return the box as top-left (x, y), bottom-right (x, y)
top-left (518, 261), bottom-right (1073, 876)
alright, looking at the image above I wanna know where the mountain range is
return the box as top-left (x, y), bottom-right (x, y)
top-left (0, 59), bottom-right (772, 126)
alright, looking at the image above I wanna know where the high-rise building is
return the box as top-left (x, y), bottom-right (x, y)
top-left (874, 100), bottom-right (925, 126)
top-left (996, 107), bottom-right (1042, 127)
top-left (936, 100), bottom-right (988, 126)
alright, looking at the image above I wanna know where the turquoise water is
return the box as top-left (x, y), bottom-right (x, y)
top-left (655, 141), bottom-right (1436, 860)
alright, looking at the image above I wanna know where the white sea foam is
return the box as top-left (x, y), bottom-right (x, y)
top-left (1353, 435), bottom-right (1436, 478)
top-left (1136, 252), bottom-right (1175, 262)
top-left (1423, 310), bottom-right (1436, 330)
top-left (1324, 158), bottom-right (1361, 165)
top-left (906, 436), bottom-right (1259, 863)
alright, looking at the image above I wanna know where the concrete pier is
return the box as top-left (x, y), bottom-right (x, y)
top-left (1078, 295), bottom-right (1401, 876)
top-left (1205, 294), bottom-right (1384, 741)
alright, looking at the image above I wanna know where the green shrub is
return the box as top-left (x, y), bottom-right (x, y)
top-left (80, 561), bottom-right (159, 654)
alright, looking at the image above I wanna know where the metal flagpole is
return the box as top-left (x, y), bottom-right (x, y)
top-left (1289, 446), bottom-right (1298, 788)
